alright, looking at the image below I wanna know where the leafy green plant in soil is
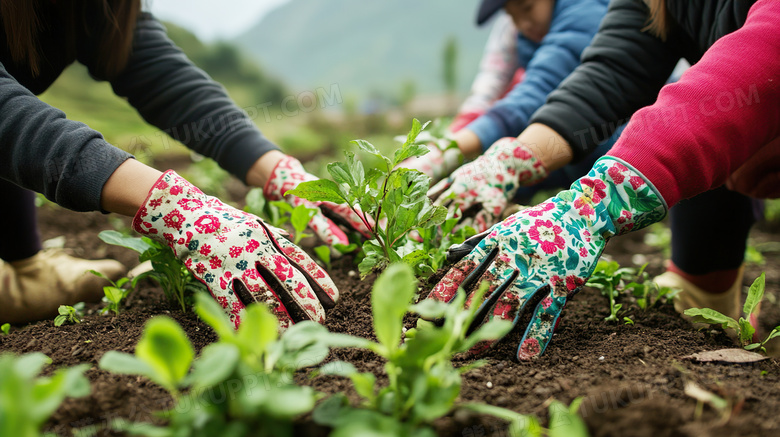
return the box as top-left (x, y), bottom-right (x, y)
top-left (0, 352), bottom-right (90, 437)
top-left (54, 303), bottom-right (85, 326)
top-left (244, 191), bottom-right (319, 245)
top-left (312, 263), bottom-right (517, 436)
top-left (685, 273), bottom-right (780, 353)
top-left (99, 293), bottom-right (363, 437)
top-left (287, 119), bottom-right (454, 277)
top-left (99, 230), bottom-right (207, 312)
top-left (586, 260), bottom-right (635, 322)
top-left (463, 398), bottom-right (588, 437)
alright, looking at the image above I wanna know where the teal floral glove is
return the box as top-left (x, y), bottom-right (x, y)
top-left (426, 157), bottom-right (667, 360)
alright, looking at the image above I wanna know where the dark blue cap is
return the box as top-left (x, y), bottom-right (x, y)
top-left (477, 0), bottom-right (508, 25)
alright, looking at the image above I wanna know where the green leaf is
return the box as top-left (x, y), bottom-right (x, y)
top-left (371, 263), bottom-right (417, 355)
top-left (98, 230), bottom-right (153, 254)
top-left (350, 372), bottom-right (377, 401)
top-left (314, 245), bottom-right (331, 269)
top-left (188, 343), bottom-right (240, 390)
top-left (237, 303), bottom-right (279, 358)
top-left (135, 317), bottom-right (194, 392)
top-left (402, 249), bottom-right (430, 270)
top-left (54, 316), bottom-right (66, 327)
top-left (264, 386), bottom-right (317, 419)
top-left (743, 273), bottom-right (765, 317)
top-left (461, 319), bottom-right (513, 352)
top-left (291, 204), bottom-right (318, 236)
top-left (738, 317), bottom-right (756, 346)
top-left (195, 293), bottom-right (236, 340)
top-left (318, 360), bottom-right (358, 377)
top-left (683, 308), bottom-right (739, 332)
top-left (548, 400), bottom-right (588, 437)
top-left (99, 351), bottom-right (156, 380)
top-left (393, 144), bottom-right (430, 168)
top-left (286, 179), bottom-right (347, 204)
top-left (409, 299), bottom-right (450, 319)
top-left (1, 323), bottom-right (9, 335)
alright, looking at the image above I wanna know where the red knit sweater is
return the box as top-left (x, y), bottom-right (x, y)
top-left (607, 0), bottom-right (780, 207)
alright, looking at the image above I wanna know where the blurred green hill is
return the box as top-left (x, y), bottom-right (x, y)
top-left (233, 0), bottom-right (491, 103)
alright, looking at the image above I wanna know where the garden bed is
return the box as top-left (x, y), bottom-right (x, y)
top-left (1, 198), bottom-right (779, 437)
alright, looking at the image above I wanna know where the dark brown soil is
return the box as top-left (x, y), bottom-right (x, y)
top-left (1, 200), bottom-right (778, 437)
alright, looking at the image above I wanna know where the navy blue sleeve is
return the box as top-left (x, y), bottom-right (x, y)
top-left (81, 13), bottom-right (279, 183)
top-left (467, 0), bottom-right (609, 150)
top-left (0, 60), bottom-right (133, 212)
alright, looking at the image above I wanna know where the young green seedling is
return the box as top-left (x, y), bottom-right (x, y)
top-left (0, 353), bottom-right (90, 437)
top-left (287, 119), bottom-right (448, 276)
top-left (99, 230), bottom-right (207, 312)
top-left (312, 263), bottom-right (513, 435)
top-left (685, 273), bottom-right (780, 352)
top-left (461, 397), bottom-right (587, 437)
top-left (586, 260), bottom-right (634, 322)
top-left (90, 270), bottom-right (132, 316)
top-left (54, 303), bottom-right (85, 326)
top-left (624, 263), bottom-right (679, 310)
top-left (1, 323), bottom-right (10, 335)
top-left (313, 245), bottom-right (332, 270)
top-left (100, 294), bottom-right (362, 437)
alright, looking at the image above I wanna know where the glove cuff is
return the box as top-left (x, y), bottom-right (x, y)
top-left (263, 155), bottom-right (313, 200)
top-left (486, 137), bottom-right (548, 198)
top-left (576, 157), bottom-right (668, 237)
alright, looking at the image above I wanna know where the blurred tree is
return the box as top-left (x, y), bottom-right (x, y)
top-left (442, 36), bottom-right (458, 111)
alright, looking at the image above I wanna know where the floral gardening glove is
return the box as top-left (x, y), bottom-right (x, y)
top-left (428, 137), bottom-right (548, 233)
top-left (426, 157), bottom-right (667, 360)
top-left (264, 155), bottom-right (372, 247)
top-left (133, 170), bottom-right (339, 330)
top-left (397, 139), bottom-right (465, 184)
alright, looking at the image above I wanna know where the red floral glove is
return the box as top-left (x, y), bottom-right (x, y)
top-left (133, 170), bottom-right (338, 330)
top-left (429, 137), bottom-right (548, 233)
top-left (264, 156), bottom-right (372, 246)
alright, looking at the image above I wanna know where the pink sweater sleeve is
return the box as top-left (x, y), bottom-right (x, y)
top-left (607, 0), bottom-right (780, 207)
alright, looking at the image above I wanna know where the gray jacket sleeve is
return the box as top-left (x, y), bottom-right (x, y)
top-left (529, 0), bottom-right (685, 162)
top-left (0, 60), bottom-right (133, 212)
top-left (80, 13), bottom-right (279, 184)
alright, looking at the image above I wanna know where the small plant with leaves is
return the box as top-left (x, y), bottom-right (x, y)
top-left (0, 352), bottom-right (90, 437)
top-left (1, 323), bottom-right (10, 335)
top-left (54, 303), bottom-right (85, 326)
top-left (624, 263), bottom-right (680, 311)
top-left (685, 273), bottom-right (780, 353)
top-left (90, 270), bottom-right (133, 316)
top-left (586, 260), bottom-right (635, 322)
top-left (287, 119), bottom-right (448, 276)
top-left (100, 293), bottom-right (361, 437)
top-left (99, 230), bottom-right (207, 312)
top-left (463, 398), bottom-right (588, 437)
top-left (312, 263), bottom-right (513, 435)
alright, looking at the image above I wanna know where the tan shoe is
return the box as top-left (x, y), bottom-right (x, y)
top-left (0, 250), bottom-right (126, 324)
top-left (655, 265), bottom-right (744, 322)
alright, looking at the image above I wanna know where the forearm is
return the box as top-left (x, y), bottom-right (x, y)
top-left (100, 160), bottom-right (162, 216)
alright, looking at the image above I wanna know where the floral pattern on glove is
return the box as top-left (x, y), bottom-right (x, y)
top-left (428, 137), bottom-right (548, 233)
top-left (426, 157), bottom-right (666, 360)
top-left (134, 170), bottom-right (339, 330)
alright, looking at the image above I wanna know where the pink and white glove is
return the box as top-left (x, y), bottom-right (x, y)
top-left (428, 137), bottom-right (548, 233)
top-left (133, 170), bottom-right (338, 330)
top-left (398, 141), bottom-right (465, 184)
top-left (264, 156), bottom-right (372, 247)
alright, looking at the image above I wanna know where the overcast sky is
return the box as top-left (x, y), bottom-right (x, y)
top-left (148, 0), bottom-right (290, 41)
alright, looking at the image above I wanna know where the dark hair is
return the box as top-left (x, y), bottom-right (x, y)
top-left (1, 0), bottom-right (141, 78)
top-left (642, 0), bottom-right (669, 40)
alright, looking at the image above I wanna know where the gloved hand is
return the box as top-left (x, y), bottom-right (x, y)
top-left (397, 137), bottom-right (465, 184)
top-left (133, 170), bottom-right (339, 330)
top-left (426, 157), bottom-right (667, 360)
top-left (428, 137), bottom-right (548, 233)
top-left (264, 155), bottom-right (372, 246)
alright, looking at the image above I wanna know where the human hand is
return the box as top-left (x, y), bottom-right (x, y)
top-left (133, 170), bottom-right (339, 330)
top-left (426, 157), bottom-right (667, 359)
